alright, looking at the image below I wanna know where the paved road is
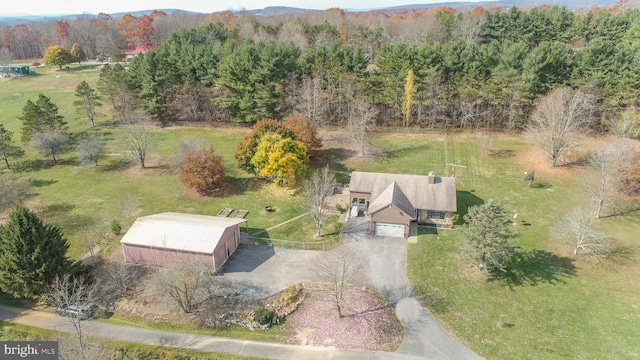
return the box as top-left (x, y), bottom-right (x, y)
top-left (0, 304), bottom-right (423, 360)
top-left (0, 216), bottom-right (481, 359)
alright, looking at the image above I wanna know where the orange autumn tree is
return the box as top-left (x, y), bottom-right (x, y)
top-left (117, 14), bottom-right (138, 48)
top-left (283, 114), bottom-right (322, 158)
top-left (179, 145), bottom-right (225, 193)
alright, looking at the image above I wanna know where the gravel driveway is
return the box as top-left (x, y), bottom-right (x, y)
top-left (221, 243), bottom-right (322, 299)
top-left (223, 216), bottom-right (481, 359)
top-left (342, 216), bottom-right (481, 359)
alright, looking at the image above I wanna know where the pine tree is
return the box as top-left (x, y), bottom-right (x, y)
top-left (461, 201), bottom-right (515, 273)
top-left (73, 81), bottom-right (102, 128)
top-left (0, 207), bottom-right (74, 299)
top-left (0, 124), bottom-right (25, 169)
top-left (20, 93), bottom-right (67, 143)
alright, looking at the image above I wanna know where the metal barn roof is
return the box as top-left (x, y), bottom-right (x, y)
top-left (120, 212), bottom-right (246, 254)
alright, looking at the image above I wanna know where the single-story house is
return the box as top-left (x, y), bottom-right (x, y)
top-left (120, 212), bottom-right (246, 270)
top-left (349, 171), bottom-right (457, 237)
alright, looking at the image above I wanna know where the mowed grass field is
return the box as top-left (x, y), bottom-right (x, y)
top-left (355, 133), bottom-right (640, 359)
top-left (1, 65), bottom-right (308, 257)
top-left (2, 64), bottom-right (640, 359)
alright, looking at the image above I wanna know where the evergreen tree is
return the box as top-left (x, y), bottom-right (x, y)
top-left (19, 94), bottom-right (67, 143)
top-left (0, 124), bottom-right (25, 169)
top-left (461, 201), bottom-right (516, 273)
top-left (73, 81), bottom-right (102, 128)
top-left (0, 207), bottom-right (74, 299)
top-left (522, 41), bottom-right (573, 98)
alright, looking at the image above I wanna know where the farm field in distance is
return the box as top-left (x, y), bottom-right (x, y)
top-left (1, 64), bottom-right (640, 359)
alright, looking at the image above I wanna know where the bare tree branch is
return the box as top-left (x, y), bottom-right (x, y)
top-left (348, 98), bottom-right (378, 155)
top-left (149, 257), bottom-right (215, 313)
top-left (562, 208), bottom-right (615, 260)
top-left (312, 245), bottom-right (366, 318)
top-left (46, 274), bottom-right (98, 360)
top-left (527, 88), bottom-right (594, 167)
top-left (305, 166), bottom-right (336, 238)
top-left (122, 124), bottom-right (153, 169)
top-left (583, 141), bottom-right (630, 218)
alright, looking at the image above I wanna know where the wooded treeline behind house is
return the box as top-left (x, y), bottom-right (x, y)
top-left (4, 4), bottom-right (640, 130)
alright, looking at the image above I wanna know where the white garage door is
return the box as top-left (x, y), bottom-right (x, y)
top-left (375, 222), bottom-right (405, 237)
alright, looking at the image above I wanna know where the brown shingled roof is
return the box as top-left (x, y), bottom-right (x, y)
top-left (349, 171), bottom-right (457, 212)
top-left (368, 181), bottom-right (416, 217)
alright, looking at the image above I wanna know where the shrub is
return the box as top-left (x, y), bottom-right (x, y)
top-left (110, 220), bottom-right (122, 235)
top-left (179, 145), bottom-right (225, 193)
top-left (31, 62), bottom-right (41, 67)
top-left (254, 308), bottom-right (273, 325)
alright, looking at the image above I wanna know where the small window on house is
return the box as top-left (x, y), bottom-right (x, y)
top-left (358, 198), bottom-right (366, 204)
top-left (352, 197), bottom-right (358, 204)
top-left (429, 211), bottom-right (444, 219)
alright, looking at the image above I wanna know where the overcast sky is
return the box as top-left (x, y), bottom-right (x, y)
top-left (0, 0), bottom-right (471, 16)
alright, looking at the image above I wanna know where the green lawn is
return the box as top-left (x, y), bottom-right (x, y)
top-left (0, 320), bottom-right (264, 359)
top-left (1, 67), bottom-right (307, 257)
top-left (379, 133), bottom-right (640, 359)
top-left (2, 63), bottom-right (640, 359)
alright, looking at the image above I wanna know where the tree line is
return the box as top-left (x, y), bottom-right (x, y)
top-left (4, 5), bottom-right (640, 129)
top-left (90, 5), bottom-right (640, 130)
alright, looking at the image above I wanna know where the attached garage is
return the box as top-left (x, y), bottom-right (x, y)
top-left (368, 182), bottom-right (415, 238)
top-left (349, 171), bottom-right (458, 235)
top-left (120, 212), bottom-right (246, 271)
top-left (375, 222), bottom-right (405, 237)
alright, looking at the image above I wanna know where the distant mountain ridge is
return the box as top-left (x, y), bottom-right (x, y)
top-left (0, 9), bottom-right (200, 25)
top-left (0, 0), bottom-right (623, 24)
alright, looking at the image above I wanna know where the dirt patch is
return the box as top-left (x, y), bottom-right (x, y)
top-left (514, 145), bottom-right (584, 180)
top-left (287, 287), bottom-right (403, 351)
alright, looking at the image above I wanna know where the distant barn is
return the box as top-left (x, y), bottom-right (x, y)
top-left (122, 45), bottom-right (154, 61)
top-left (120, 212), bottom-right (246, 271)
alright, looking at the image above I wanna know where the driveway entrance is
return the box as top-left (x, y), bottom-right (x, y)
top-left (345, 216), bottom-right (481, 359)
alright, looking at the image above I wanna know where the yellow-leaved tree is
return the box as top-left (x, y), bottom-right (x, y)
top-left (402, 68), bottom-right (414, 128)
top-left (252, 133), bottom-right (308, 187)
top-left (43, 45), bottom-right (75, 70)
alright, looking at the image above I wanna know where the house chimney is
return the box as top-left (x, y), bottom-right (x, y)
top-left (427, 171), bottom-right (435, 184)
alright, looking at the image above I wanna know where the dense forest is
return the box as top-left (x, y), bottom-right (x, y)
top-left (4, 3), bottom-right (640, 129)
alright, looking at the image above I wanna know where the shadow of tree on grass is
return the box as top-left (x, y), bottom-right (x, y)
top-left (488, 248), bottom-right (578, 289)
top-left (28, 178), bottom-right (57, 187)
top-left (530, 181), bottom-right (553, 189)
